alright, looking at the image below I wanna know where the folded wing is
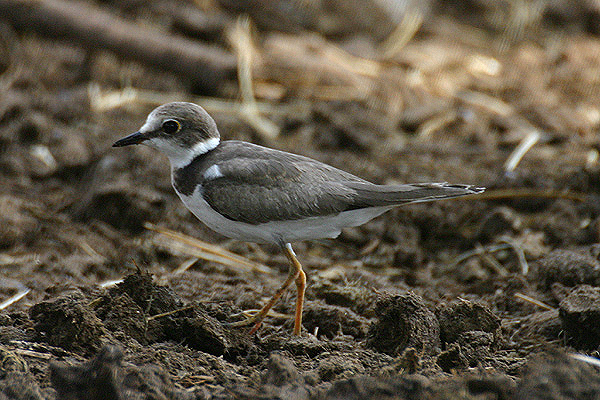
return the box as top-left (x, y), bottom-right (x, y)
top-left (201, 156), bottom-right (483, 225)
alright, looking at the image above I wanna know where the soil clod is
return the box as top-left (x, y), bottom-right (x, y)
top-left (366, 293), bottom-right (440, 357)
top-left (559, 284), bottom-right (600, 349)
top-left (437, 300), bottom-right (500, 345)
top-left (29, 291), bottom-right (106, 355)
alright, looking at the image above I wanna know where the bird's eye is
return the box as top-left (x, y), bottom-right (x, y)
top-left (162, 119), bottom-right (180, 134)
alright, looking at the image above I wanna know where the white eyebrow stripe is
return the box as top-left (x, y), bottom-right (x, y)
top-left (139, 112), bottom-right (159, 133)
top-left (204, 164), bottom-right (224, 180)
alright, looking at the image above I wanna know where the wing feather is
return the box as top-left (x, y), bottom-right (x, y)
top-left (175, 141), bottom-right (483, 225)
top-left (202, 157), bottom-right (362, 224)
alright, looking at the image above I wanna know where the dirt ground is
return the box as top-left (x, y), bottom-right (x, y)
top-left (2, 0), bottom-right (600, 399)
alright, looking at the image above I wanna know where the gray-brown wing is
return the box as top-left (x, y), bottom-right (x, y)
top-left (201, 157), bottom-right (367, 224)
top-left (345, 182), bottom-right (484, 207)
top-left (197, 140), bottom-right (483, 224)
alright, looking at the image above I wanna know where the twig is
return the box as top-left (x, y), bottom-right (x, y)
top-left (0, 0), bottom-right (236, 92)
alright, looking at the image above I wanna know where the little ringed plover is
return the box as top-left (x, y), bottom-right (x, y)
top-left (113, 102), bottom-right (483, 336)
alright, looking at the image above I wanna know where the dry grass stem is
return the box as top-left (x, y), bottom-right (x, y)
top-left (89, 85), bottom-right (310, 121)
top-left (99, 278), bottom-right (124, 288)
top-left (456, 90), bottom-right (514, 117)
top-left (145, 223), bottom-right (273, 274)
top-left (14, 349), bottom-right (52, 360)
top-left (452, 243), bottom-right (513, 266)
top-left (570, 353), bottom-right (600, 368)
top-left (498, 237), bottom-right (529, 275)
top-left (505, 129), bottom-right (541, 172)
top-left (417, 110), bottom-right (458, 139)
top-left (382, 7), bottom-right (424, 58)
top-left (514, 292), bottom-right (556, 311)
top-left (0, 288), bottom-right (29, 310)
top-left (475, 243), bottom-right (508, 277)
top-left (232, 308), bottom-right (290, 320)
top-left (229, 16), bottom-right (279, 139)
top-left (147, 305), bottom-right (195, 321)
top-left (174, 258), bottom-right (201, 275)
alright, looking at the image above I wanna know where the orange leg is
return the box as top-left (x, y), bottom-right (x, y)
top-left (230, 243), bottom-right (306, 336)
top-left (285, 244), bottom-right (306, 336)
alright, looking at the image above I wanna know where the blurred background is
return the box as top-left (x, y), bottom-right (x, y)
top-left (1, 0), bottom-right (600, 397)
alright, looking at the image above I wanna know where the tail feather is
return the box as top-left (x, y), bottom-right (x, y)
top-left (346, 182), bottom-right (484, 208)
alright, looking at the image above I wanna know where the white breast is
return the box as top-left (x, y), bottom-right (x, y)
top-left (175, 185), bottom-right (392, 245)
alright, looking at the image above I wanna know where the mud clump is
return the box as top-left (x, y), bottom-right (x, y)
top-left (436, 343), bottom-right (467, 372)
top-left (512, 309), bottom-right (562, 343)
top-left (310, 277), bottom-right (378, 317)
top-left (513, 350), bottom-right (600, 400)
top-left (29, 291), bottom-right (106, 355)
top-left (95, 272), bottom-right (248, 357)
top-left (260, 352), bottom-right (310, 399)
top-left (51, 345), bottom-right (196, 400)
top-left (0, 347), bottom-right (45, 400)
top-left (0, 373), bottom-right (45, 400)
top-left (437, 300), bottom-right (500, 344)
top-left (535, 248), bottom-right (600, 288)
top-left (262, 352), bottom-right (302, 386)
top-left (314, 375), bottom-right (429, 400)
top-left (435, 300), bottom-right (500, 371)
top-left (107, 271), bottom-right (183, 315)
top-left (437, 330), bottom-right (497, 372)
top-left (301, 302), bottom-right (370, 339)
top-left (100, 292), bottom-right (147, 344)
top-left (51, 346), bottom-right (122, 400)
top-left (366, 293), bottom-right (440, 356)
top-left (559, 284), bottom-right (600, 349)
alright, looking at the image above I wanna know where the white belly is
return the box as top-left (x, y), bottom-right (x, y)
top-left (176, 186), bottom-right (391, 245)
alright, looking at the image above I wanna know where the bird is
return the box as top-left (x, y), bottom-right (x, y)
top-left (113, 102), bottom-right (483, 336)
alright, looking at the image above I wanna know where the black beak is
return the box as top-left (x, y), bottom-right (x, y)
top-left (112, 131), bottom-right (147, 147)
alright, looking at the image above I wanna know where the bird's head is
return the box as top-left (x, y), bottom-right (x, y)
top-left (113, 102), bottom-right (220, 168)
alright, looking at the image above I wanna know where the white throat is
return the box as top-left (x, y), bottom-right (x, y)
top-left (147, 137), bottom-right (220, 169)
